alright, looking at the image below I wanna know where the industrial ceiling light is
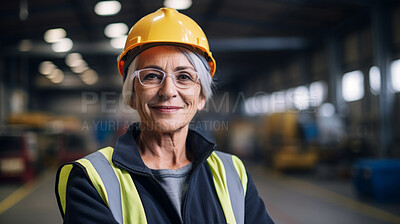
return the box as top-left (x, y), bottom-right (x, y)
top-left (342, 70), bottom-right (364, 102)
top-left (65, 53), bottom-right (89, 73)
top-left (18, 39), bottom-right (32, 52)
top-left (94, 1), bottom-right (121, 16)
top-left (70, 58), bottom-right (86, 68)
top-left (164, 0), bottom-right (192, 10)
top-left (44, 28), bottom-right (66, 43)
top-left (19, 0), bottom-right (28, 21)
top-left (80, 69), bottom-right (98, 85)
top-left (391, 59), bottom-right (400, 92)
top-left (47, 69), bottom-right (60, 79)
top-left (50, 70), bottom-right (64, 84)
top-left (104, 23), bottom-right (128, 38)
top-left (71, 62), bottom-right (89, 73)
top-left (369, 66), bottom-right (381, 95)
top-left (110, 35), bottom-right (127, 49)
top-left (65, 53), bottom-right (83, 67)
top-left (39, 61), bottom-right (55, 75)
top-left (51, 38), bottom-right (73, 53)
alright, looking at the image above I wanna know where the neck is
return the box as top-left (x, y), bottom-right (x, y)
top-left (137, 124), bottom-right (191, 170)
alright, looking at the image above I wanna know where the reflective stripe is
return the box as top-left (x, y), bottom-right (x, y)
top-left (74, 147), bottom-right (147, 224)
top-left (207, 151), bottom-right (236, 224)
top-left (232, 155), bottom-right (248, 195)
top-left (58, 164), bottom-right (73, 214)
top-left (215, 151), bottom-right (245, 224)
top-left (79, 148), bottom-right (123, 224)
top-left (76, 159), bottom-right (108, 203)
top-left (99, 147), bottom-right (147, 224)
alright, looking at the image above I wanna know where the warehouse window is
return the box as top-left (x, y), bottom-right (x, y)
top-left (309, 81), bottom-right (327, 107)
top-left (318, 103), bottom-right (335, 117)
top-left (259, 94), bottom-right (270, 114)
top-left (244, 94), bottom-right (268, 116)
top-left (270, 91), bottom-right (286, 113)
top-left (285, 88), bottom-right (295, 110)
top-left (391, 59), bottom-right (400, 92)
top-left (293, 86), bottom-right (309, 110)
top-left (342, 70), bottom-right (364, 102)
top-left (369, 66), bottom-right (381, 95)
top-left (244, 97), bottom-right (257, 116)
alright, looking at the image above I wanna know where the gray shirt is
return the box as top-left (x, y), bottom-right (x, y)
top-left (151, 163), bottom-right (193, 221)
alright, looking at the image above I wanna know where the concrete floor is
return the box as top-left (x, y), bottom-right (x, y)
top-left (248, 164), bottom-right (400, 224)
top-left (0, 165), bottom-right (400, 224)
top-left (0, 169), bottom-right (62, 223)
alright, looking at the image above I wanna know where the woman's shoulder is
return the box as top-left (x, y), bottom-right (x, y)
top-left (56, 147), bottom-right (115, 181)
top-left (208, 150), bottom-right (248, 180)
top-left (210, 150), bottom-right (245, 165)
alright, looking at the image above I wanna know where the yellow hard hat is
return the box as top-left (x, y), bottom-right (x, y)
top-left (117, 7), bottom-right (216, 78)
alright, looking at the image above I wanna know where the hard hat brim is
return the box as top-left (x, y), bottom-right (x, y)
top-left (118, 41), bottom-right (216, 78)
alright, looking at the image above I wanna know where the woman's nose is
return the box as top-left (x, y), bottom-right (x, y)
top-left (158, 76), bottom-right (177, 98)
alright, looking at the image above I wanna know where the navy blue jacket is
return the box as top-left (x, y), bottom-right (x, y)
top-left (56, 124), bottom-right (274, 224)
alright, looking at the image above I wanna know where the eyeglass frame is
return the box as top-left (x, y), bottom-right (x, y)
top-left (132, 67), bottom-right (200, 89)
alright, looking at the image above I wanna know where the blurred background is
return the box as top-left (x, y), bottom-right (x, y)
top-left (1, 0), bottom-right (400, 223)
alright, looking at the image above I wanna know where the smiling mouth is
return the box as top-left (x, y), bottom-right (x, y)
top-left (151, 106), bottom-right (182, 112)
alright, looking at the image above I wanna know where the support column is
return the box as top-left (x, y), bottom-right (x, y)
top-left (372, 1), bottom-right (393, 157)
top-left (328, 36), bottom-right (344, 114)
top-left (0, 57), bottom-right (5, 125)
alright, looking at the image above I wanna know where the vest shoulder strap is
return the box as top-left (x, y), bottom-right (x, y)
top-left (56, 147), bottom-right (147, 224)
top-left (207, 151), bottom-right (248, 224)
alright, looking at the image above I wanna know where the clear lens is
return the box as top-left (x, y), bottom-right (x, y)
top-left (173, 70), bottom-right (198, 88)
top-left (138, 69), bottom-right (164, 86)
top-left (135, 68), bottom-right (198, 88)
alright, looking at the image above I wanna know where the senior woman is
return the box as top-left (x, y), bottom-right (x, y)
top-left (56, 8), bottom-right (274, 224)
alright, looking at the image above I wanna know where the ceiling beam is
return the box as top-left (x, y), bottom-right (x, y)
top-left (211, 37), bottom-right (308, 52)
top-left (262, 0), bottom-right (374, 7)
top-left (198, 13), bottom-right (318, 34)
top-left (3, 36), bottom-right (308, 58)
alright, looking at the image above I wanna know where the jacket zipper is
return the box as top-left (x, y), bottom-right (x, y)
top-left (181, 144), bottom-right (216, 223)
top-left (122, 167), bottom-right (183, 223)
top-left (149, 176), bottom-right (183, 223)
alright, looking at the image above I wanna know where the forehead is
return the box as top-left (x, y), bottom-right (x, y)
top-left (137, 46), bottom-right (193, 69)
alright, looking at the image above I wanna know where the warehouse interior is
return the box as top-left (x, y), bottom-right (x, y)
top-left (1, 0), bottom-right (400, 223)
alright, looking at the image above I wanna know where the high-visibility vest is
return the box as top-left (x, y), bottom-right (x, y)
top-left (57, 147), bottom-right (248, 224)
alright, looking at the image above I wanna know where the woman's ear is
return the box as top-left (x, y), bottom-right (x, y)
top-left (197, 94), bottom-right (206, 111)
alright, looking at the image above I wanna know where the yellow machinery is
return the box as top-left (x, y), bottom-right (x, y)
top-left (262, 112), bottom-right (318, 170)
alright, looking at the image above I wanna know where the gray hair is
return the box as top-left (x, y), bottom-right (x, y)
top-left (122, 46), bottom-right (214, 108)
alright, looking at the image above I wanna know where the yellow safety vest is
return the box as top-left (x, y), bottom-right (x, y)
top-left (57, 147), bottom-right (248, 224)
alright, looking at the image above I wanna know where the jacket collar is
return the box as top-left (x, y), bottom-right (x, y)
top-left (112, 123), bottom-right (216, 175)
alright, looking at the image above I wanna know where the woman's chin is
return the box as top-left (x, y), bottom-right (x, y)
top-left (142, 119), bottom-right (188, 132)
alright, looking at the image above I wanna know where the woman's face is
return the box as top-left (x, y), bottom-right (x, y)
top-left (132, 46), bottom-right (206, 132)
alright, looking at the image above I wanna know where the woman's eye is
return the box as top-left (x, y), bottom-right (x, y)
top-left (176, 73), bottom-right (193, 81)
top-left (143, 73), bottom-right (162, 80)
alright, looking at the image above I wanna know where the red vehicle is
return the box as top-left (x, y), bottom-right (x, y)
top-left (57, 132), bottom-right (90, 164)
top-left (0, 133), bottom-right (38, 182)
